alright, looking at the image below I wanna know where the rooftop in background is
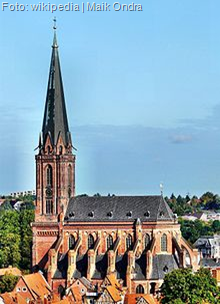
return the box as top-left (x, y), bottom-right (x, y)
top-left (0, 266), bottom-right (22, 277)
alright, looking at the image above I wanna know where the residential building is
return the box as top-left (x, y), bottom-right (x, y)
top-left (194, 235), bottom-right (220, 259)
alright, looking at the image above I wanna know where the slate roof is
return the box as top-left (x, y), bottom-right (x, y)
top-left (41, 30), bottom-right (71, 148)
top-left (134, 254), bottom-right (146, 280)
top-left (150, 255), bottom-right (178, 280)
top-left (73, 255), bottom-right (88, 279)
top-left (65, 195), bottom-right (174, 222)
top-left (201, 258), bottom-right (220, 268)
top-left (53, 253), bottom-right (68, 279)
top-left (116, 255), bottom-right (127, 281)
top-left (92, 254), bottom-right (108, 280)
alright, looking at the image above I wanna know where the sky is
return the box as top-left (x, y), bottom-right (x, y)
top-left (1, 0), bottom-right (220, 197)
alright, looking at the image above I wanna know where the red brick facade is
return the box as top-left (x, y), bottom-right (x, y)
top-left (32, 31), bottom-right (200, 296)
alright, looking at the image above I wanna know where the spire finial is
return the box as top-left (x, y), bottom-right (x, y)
top-left (52, 17), bottom-right (58, 48)
top-left (53, 17), bottom-right (57, 30)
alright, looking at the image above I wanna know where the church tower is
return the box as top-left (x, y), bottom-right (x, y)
top-left (35, 23), bottom-right (75, 223)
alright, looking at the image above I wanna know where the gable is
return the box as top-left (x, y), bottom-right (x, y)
top-left (98, 289), bottom-right (114, 303)
top-left (137, 297), bottom-right (149, 304)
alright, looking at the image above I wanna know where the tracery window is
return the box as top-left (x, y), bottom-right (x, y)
top-left (88, 234), bottom-right (94, 250)
top-left (69, 235), bottom-right (75, 250)
top-left (46, 165), bottom-right (53, 187)
top-left (161, 233), bottom-right (167, 252)
top-left (136, 284), bottom-right (144, 294)
top-left (126, 234), bottom-right (133, 251)
top-left (144, 233), bottom-right (150, 250)
top-left (46, 199), bottom-right (53, 214)
top-left (68, 165), bottom-right (72, 186)
top-left (106, 235), bottom-right (113, 250)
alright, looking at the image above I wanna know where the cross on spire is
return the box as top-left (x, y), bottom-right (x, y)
top-left (53, 17), bottom-right (57, 30)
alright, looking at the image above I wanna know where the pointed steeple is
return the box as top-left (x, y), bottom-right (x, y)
top-left (42, 20), bottom-right (71, 148)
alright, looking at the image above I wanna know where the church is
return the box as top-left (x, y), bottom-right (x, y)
top-left (32, 27), bottom-right (200, 296)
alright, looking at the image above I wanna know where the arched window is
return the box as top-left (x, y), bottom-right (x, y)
top-left (59, 146), bottom-right (63, 155)
top-left (58, 285), bottom-right (65, 298)
top-left (88, 234), bottom-right (94, 250)
top-left (136, 284), bottom-right (144, 294)
top-left (161, 233), bottom-right (167, 252)
top-left (46, 165), bottom-right (53, 187)
top-left (47, 146), bottom-right (51, 154)
top-left (69, 235), bottom-right (75, 250)
top-left (46, 199), bottom-right (53, 214)
top-left (126, 234), bottom-right (133, 251)
top-left (106, 235), bottom-right (113, 250)
top-left (145, 233), bottom-right (151, 250)
top-left (68, 165), bottom-right (72, 186)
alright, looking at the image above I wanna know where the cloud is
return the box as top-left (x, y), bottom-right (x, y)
top-left (170, 134), bottom-right (193, 144)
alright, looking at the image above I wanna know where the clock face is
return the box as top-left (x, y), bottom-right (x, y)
top-left (46, 187), bottom-right (52, 197)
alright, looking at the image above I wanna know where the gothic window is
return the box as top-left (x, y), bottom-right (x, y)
top-left (106, 235), bottom-right (113, 250)
top-left (88, 234), bottom-right (94, 250)
top-left (46, 165), bottom-right (53, 187)
top-left (69, 235), bottom-right (75, 250)
top-left (144, 233), bottom-right (150, 250)
top-left (161, 233), bottom-right (167, 252)
top-left (58, 285), bottom-right (65, 298)
top-left (46, 199), bottom-right (53, 214)
top-left (59, 146), bottom-right (63, 155)
top-left (68, 187), bottom-right (71, 199)
top-left (47, 145), bottom-right (51, 154)
top-left (126, 234), bottom-right (133, 251)
top-left (68, 165), bottom-right (72, 186)
top-left (136, 284), bottom-right (144, 294)
top-left (150, 282), bottom-right (156, 295)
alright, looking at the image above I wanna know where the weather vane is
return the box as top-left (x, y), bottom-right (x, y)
top-left (53, 17), bottom-right (57, 30)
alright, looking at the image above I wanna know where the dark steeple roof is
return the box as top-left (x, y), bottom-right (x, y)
top-left (42, 27), bottom-right (71, 147)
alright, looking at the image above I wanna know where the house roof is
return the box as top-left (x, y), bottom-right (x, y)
top-left (106, 285), bottom-right (122, 302)
top-left (104, 274), bottom-right (121, 289)
top-left (65, 195), bottom-right (174, 222)
top-left (124, 294), bottom-right (158, 304)
top-left (18, 272), bottom-right (51, 300)
top-left (201, 258), bottom-right (220, 268)
top-left (0, 266), bottom-right (22, 277)
top-left (0, 292), bottom-right (26, 304)
top-left (68, 286), bottom-right (83, 302)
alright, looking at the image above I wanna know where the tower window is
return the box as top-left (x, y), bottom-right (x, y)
top-left (88, 234), bottom-right (94, 250)
top-left (68, 164), bottom-right (72, 186)
top-left (69, 235), bottom-right (75, 250)
top-left (59, 146), bottom-right (63, 155)
top-left (46, 199), bottom-right (53, 214)
top-left (106, 235), bottom-right (113, 250)
top-left (161, 233), bottom-right (167, 252)
top-left (136, 284), bottom-right (144, 294)
top-left (46, 165), bottom-right (53, 187)
top-left (145, 233), bottom-right (151, 250)
top-left (126, 234), bottom-right (133, 251)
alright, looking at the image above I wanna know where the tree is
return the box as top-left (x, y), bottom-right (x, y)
top-left (0, 211), bottom-right (21, 267)
top-left (19, 209), bottom-right (34, 269)
top-left (0, 273), bottom-right (19, 293)
top-left (160, 268), bottom-right (220, 304)
top-left (212, 220), bottom-right (220, 233)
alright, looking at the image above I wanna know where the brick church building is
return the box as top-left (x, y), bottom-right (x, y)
top-left (32, 28), bottom-right (200, 296)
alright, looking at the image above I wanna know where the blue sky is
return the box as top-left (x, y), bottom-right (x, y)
top-left (1, 0), bottom-right (220, 196)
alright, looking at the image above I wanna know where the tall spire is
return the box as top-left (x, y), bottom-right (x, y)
top-left (42, 19), bottom-right (71, 148)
